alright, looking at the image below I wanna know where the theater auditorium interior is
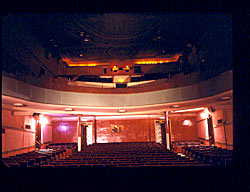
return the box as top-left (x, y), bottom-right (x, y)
top-left (1, 12), bottom-right (238, 189)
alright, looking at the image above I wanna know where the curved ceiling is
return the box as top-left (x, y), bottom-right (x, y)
top-left (4, 13), bottom-right (230, 66)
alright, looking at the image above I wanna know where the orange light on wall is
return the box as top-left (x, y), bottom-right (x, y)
top-left (123, 66), bottom-right (130, 70)
top-left (200, 108), bottom-right (210, 119)
top-left (135, 54), bottom-right (181, 64)
top-left (39, 114), bottom-right (48, 127)
top-left (183, 120), bottom-right (192, 126)
top-left (61, 58), bottom-right (109, 67)
top-left (118, 79), bottom-right (125, 83)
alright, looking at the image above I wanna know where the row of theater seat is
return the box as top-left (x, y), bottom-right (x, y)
top-left (2, 143), bottom-right (77, 167)
top-left (172, 140), bottom-right (202, 153)
top-left (41, 142), bottom-right (210, 167)
top-left (182, 145), bottom-right (233, 166)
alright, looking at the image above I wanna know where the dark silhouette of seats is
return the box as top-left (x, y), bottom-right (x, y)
top-left (43, 142), bottom-right (210, 167)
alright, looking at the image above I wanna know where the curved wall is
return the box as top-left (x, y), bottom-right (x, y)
top-left (2, 71), bottom-right (232, 107)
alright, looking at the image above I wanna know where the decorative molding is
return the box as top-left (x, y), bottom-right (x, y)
top-left (3, 126), bottom-right (35, 133)
top-left (198, 137), bottom-right (209, 141)
top-left (2, 145), bottom-right (36, 154)
top-left (215, 141), bottom-right (233, 146)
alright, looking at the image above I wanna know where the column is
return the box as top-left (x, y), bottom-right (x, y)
top-left (94, 116), bottom-right (97, 144)
top-left (77, 115), bottom-right (81, 151)
top-left (164, 111), bottom-right (172, 150)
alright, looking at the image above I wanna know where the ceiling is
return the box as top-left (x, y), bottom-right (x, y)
top-left (2, 13), bottom-right (233, 118)
top-left (3, 13), bottom-right (231, 66)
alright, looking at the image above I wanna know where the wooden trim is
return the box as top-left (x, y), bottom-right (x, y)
top-left (43, 141), bottom-right (52, 144)
top-left (213, 122), bottom-right (233, 129)
top-left (198, 137), bottom-right (209, 141)
top-left (215, 141), bottom-right (233, 146)
top-left (2, 145), bottom-right (36, 154)
top-left (3, 126), bottom-right (36, 133)
top-left (196, 119), bottom-right (207, 123)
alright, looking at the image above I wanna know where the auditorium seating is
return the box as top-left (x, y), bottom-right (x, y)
top-left (2, 143), bottom-right (77, 167)
top-left (172, 140), bottom-right (202, 153)
top-left (182, 145), bottom-right (233, 166)
top-left (41, 142), bottom-right (210, 167)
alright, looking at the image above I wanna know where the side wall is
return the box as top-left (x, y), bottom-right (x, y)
top-left (2, 110), bottom-right (53, 157)
top-left (51, 121), bottom-right (78, 143)
top-left (197, 108), bottom-right (233, 149)
top-left (212, 109), bottom-right (233, 148)
top-left (49, 116), bottom-right (199, 144)
top-left (2, 109), bottom-right (36, 157)
top-left (170, 116), bottom-right (198, 141)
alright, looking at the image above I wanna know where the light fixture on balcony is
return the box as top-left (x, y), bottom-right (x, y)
top-left (65, 108), bottom-right (73, 111)
top-left (14, 103), bottom-right (25, 107)
top-left (171, 105), bottom-right (180, 108)
top-left (220, 96), bottom-right (231, 101)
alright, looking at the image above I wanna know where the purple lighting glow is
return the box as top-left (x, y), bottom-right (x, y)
top-left (59, 124), bottom-right (68, 132)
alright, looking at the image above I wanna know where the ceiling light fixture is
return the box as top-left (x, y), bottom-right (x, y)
top-left (118, 109), bottom-right (127, 113)
top-left (220, 96), bottom-right (231, 101)
top-left (65, 108), bottom-right (73, 111)
top-left (171, 105), bottom-right (180, 108)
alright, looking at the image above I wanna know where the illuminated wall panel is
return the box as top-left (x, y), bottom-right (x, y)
top-left (51, 121), bottom-right (78, 143)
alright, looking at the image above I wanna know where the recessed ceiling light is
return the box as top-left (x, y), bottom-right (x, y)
top-left (80, 54), bottom-right (83, 57)
top-left (171, 105), bottom-right (180, 108)
top-left (65, 108), bottom-right (73, 111)
top-left (14, 103), bottom-right (25, 107)
top-left (83, 38), bottom-right (89, 42)
top-left (118, 109), bottom-right (126, 113)
top-left (220, 96), bottom-right (231, 101)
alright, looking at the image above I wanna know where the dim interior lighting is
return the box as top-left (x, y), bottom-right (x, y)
top-left (183, 120), bottom-right (192, 126)
top-left (65, 108), bottom-right (73, 111)
top-left (220, 96), bottom-right (231, 101)
top-left (118, 109), bottom-right (127, 113)
top-left (14, 103), bottom-right (25, 107)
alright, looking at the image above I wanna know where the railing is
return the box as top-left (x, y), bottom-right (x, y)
top-left (2, 68), bottom-right (232, 94)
